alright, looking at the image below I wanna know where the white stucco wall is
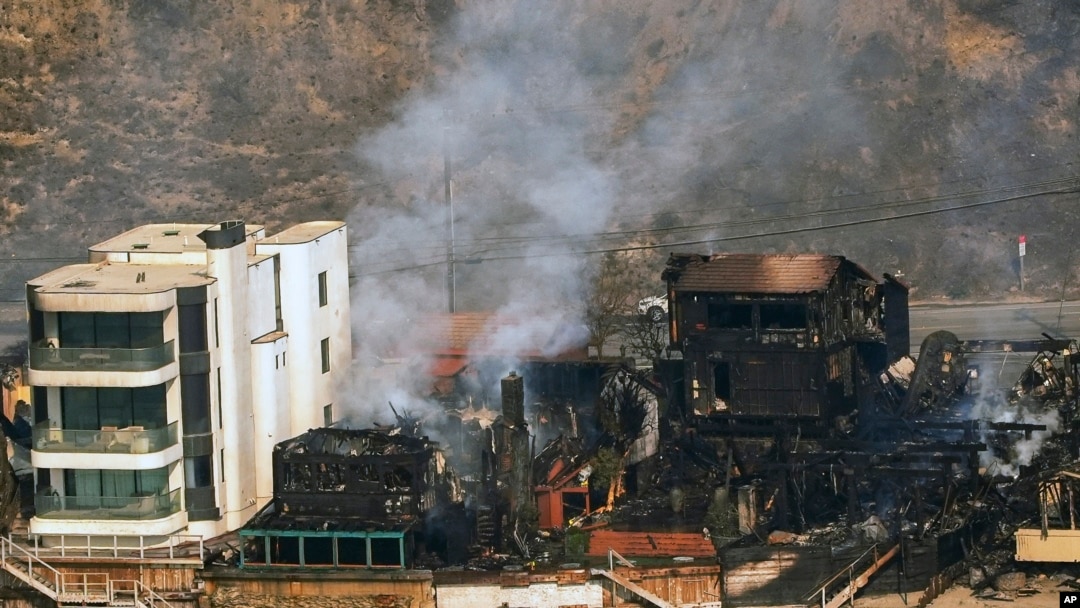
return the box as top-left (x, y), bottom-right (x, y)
top-left (247, 256), bottom-right (281, 340)
top-left (250, 336), bottom-right (289, 502)
top-left (256, 223), bottom-right (351, 435)
top-left (435, 581), bottom-right (603, 608)
top-left (206, 238), bottom-right (259, 532)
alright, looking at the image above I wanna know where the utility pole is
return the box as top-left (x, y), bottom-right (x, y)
top-left (1018, 234), bottom-right (1026, 292)
top-left (444, 113), bottom-right (456, 313)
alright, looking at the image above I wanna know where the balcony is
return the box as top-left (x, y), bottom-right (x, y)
top-left (29, 341), bottom-right (175, 372)
top-left (31, 423), bottom-right (182, 471)
top-left (32, 422), bottom-right (178, 455)
top-left (34, 488), bottom-right (182, 521)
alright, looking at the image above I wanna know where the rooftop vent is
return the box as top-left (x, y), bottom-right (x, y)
top-left (162, 230), bottom-right (180, 236)
top-left (132, 243), bottom-right (149, 250)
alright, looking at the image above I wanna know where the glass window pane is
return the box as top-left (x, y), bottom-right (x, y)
top-left (180, 374), bottom-right (211, 434)
top-left (59, 312), bottom-right (95, 347)
top-left (61, 387), bottom-right (99, 430)
top-left (102, 470), bottom-right (136, 498)
top-left (98, 387), bottom-right (133, 428)
top-left (185, 455), bottom-right (214, 488)
top-left (178, 304), bottom-right (208, 353)
top-left (130, 312), bottom-right (164, 348)
top-left (137, 467), bottom-right (168, 494)
top-left (132, 385), bottom-right (167, 428)
top-left (321, 338), bottom-right (330, 374)
top-left (95, 313), bottom-right (130, 348)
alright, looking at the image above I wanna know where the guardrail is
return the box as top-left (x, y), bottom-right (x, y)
top-left (32, 421), bottom-right (178, 454)
top-left (111, 578), bottom-right (177, 608)
top-left (29, 340), bottom-right (175, 372)
top-left (22, 532), bottom-right (205, 562)
top-left (35, 488), bottom-right (182, 521)
top-left (0, 534), bottom-right (65, 599)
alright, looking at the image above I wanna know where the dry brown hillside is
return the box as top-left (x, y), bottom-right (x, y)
top-left (1, 0), bottom-right (1078, 307)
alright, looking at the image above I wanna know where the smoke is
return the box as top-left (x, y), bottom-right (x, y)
top-left (341, 1), bottom-right (622, 425)
top-left (967, 380), bottom-right (1061, 479)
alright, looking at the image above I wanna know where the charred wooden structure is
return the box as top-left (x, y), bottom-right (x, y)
top-left (239, 427), bottom-right (464, 569)
top-left (662, 253), bottom-right (908, 429)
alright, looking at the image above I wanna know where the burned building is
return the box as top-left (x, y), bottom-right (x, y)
top-left (661, 253), bottom-right (908, 427)
top-left (238, 427), bottom-right (463, 569)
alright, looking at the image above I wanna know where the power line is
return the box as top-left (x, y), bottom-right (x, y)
top-left (348, 179), bottom-right (1078, 276)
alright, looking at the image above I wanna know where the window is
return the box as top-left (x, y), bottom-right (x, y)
top-left (320, 338), bottom-right (330, 374)
top-left (707, 303), bottom-right (753, 329)
top-left (58, 312), bottom-right (164, 349)
top-left (759, 303), bottom-right (807, 330)
top-left (184, 454), bottom-right (214, 488)
top-left (323, 404), bottom-right (333, 427)
top-left (180, 374), bottom-right (212, 434)
top-left (318, 271), bottom-right (328, 307)
top-left (60, 385), bottom-right (167, 430)
top-left (178, 304), bottom-right (208, 352)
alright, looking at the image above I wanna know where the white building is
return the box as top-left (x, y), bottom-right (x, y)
top-left (24, 220), bottom-right (351, 542)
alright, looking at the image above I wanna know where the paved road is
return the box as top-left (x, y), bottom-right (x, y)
top-left (909, 300), bottom-right (1080, 346)
top-left (910, 300), bottom-right (1080, 388)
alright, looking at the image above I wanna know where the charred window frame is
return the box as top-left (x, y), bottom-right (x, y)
top-left (707, 301), bottom-right (753, 329)
top-left (759, 303), bottom-right (807, 330)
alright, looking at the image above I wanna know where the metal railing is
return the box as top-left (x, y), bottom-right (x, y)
top-left (22, 532), bottom-right (205, 562)
top-left (0, 534), bottom-right (65, 598)
top-left (59, 571), bottom-right (109, 603)
top-left (110, 578), bottom-right (177, 608)
top-left (804, 543), bottom-right (900, 608)
top-left (32, 421), bottom-right (178, 454)
top-left (35, 488), bottom-right (182, 521)
top-left (1, 535), bottom-right (190, 606)
top-left (29, 340), bottom-right (175, 372)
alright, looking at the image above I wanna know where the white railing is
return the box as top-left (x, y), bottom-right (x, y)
top-left (111, 578), bottom-right (177, 608)
top-left (0, 534), bottom-right (65, 599)
top-left (23, 532), bottom-right (205, 562)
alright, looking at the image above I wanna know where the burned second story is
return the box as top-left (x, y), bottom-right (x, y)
top-left (662, 253), bottom-right (908, 357)
top-left (271, 427), bottom-right (458, 523)
top-left (661, 253), bottom-right (909, 422)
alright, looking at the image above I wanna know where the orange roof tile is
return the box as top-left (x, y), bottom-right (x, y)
top-left (664, 253), bottom-right (873, 294)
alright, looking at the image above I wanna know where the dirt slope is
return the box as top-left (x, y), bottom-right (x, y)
top-left (1, 0), bottom-right (1078, 303)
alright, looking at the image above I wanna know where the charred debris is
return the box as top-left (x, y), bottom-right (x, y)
top-left (233, 253), bottom-right (1079, 603)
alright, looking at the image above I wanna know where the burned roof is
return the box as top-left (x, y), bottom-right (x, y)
top-left (275, 427), bottom-right (435, 458)
top-left (242, 501), bottom-right (417, 534)
top-left (662, 252), bottom-right (875, 294)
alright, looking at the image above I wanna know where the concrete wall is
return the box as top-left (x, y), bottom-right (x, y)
top-left (436, 581), bottom-right (603, 608)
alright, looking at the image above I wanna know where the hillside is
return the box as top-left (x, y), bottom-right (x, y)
top-left (2, 0), bottom-right (1078, 310)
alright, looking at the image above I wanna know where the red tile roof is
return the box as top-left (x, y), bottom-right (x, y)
top-left (664, 253), bottom-right (872, 294)
top-left (585, 529), bottom-right (716, 558)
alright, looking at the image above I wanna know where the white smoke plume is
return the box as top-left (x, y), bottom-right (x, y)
top-left (341, 1), bottom-right (621, 425)
top-left (967, 383), bottom-right (1061, 479)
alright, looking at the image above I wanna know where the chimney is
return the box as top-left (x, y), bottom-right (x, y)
top-left (501, 371), bottom-right (525, 427)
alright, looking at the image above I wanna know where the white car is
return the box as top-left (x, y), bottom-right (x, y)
top-left (637, 295), bottom-right (668, 323)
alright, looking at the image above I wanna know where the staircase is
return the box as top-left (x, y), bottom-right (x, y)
top-left (595, 568), bottom-right (675, 608)
top-left (0, 535), bottom-right (176, 607)
top-left (804, 543), bottom-right (899, 608)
